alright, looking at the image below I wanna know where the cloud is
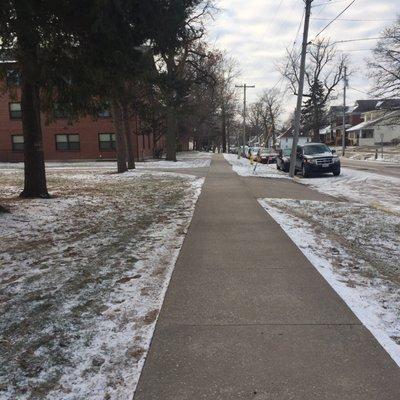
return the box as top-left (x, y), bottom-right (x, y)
top-left (207, 0), bottom-right (399, 117)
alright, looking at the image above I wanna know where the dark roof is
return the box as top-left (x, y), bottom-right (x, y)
top-left (376, 99), bottom-right (400, 110)
top-left (329, 99), bottom-right (400, 114)
top-left (328, 105), bottom-right (350, 114)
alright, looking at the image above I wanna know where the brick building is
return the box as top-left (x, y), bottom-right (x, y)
top-left (0, 85), bottom-right (163, 163)
top-left (323, 101), bottom-right (380, 145)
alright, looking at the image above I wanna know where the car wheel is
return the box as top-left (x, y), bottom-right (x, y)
top-left (333, 168), bottom-right (340, 176)
top-left (302, 164), bottom-right (310, 178)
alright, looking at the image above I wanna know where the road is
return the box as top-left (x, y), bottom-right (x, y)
top-left (341, 157), bottom-right (400, 179)
top-left (134, 154), bottom-right (400, 400)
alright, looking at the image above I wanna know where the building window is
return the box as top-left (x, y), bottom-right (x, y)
top-left (11, 135), bottom-right (24, 151)
top-left (54, 104), bottom-right (69, 119)
top-left (6, 69), bottom-right (21, 86)
top-left (99, 133), bottom-right (116, 150)
top-left (98, 109), bottom-right (111, 118)
top-left (9, 102), bottom-right (22, 119)
top-left (362, 129), bottom-right (374, 139)
top-left (55, 134), bottom-right (80, 150)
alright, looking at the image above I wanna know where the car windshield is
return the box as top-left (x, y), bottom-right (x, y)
top-left (303, 144), bottom-right (331, 155)
top-left (282, 149), bottom-right (291, 156)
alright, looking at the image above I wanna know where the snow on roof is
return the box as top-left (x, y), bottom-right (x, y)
top-left (347, 110), bottom-right (400, 132)
top-left (319, 125), bottom-right (331, 134)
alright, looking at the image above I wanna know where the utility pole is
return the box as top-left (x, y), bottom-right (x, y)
top-left (289, 0), bottom-right (313, 178)
top-left (342, 66), bottom-right (348, 156)
top-left (235, 83), bottom-right (255, 158)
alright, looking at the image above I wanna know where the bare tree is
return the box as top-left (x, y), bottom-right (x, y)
top-left (215, 54), bottom-right (240, 152)
top-left (279, 38), bottom-right (348, 141)
top-left (250, 89), bottom-right (283, 148)
top-left (248, 102), bottom-right (264, 145)
top-left (368, 18), bottom-right (400, 98)
top-left (151, 0), bottom-right (215, 161)
top-left (259, 89), bottom-right (282, 148)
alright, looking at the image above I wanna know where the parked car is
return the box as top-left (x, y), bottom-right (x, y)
top-left (243, 146), bottom-right (251, 158)
top-left (249, 147), bottom-right (260, 159)
top-left (257, 148), bottom-right (278, 164)
top-left (229, 145), bottom-right (238, 154)
top-left (295, 143), bottom-right (340, 177)
top-left (276, 148), bottom-right (292, 172)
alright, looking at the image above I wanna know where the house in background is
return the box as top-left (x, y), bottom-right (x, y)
top-left (276, 126), bottom-right (311, 149)
top-left (321, 100), bottom-right (379, 145)
top-left (347, 101), bottom-right (400, 146)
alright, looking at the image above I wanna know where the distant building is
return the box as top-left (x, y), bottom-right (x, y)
top-left (276, 126), bottom-right (311, 149)
top-left (347, 106), bottom-right (400, 146)
top-left (0, 90), bottom-right (163, 163)
top-left (321, 99), bottom-right (400, 146)
top-left (322, 100), bottom-right (379, 145)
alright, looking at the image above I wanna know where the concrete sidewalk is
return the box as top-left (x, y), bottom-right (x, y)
top-left (134, 154), bottom-right (400, 400)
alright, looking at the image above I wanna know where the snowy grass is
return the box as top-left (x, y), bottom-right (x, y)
top-left (223, 153), bottom-right (290, 179)
top-left (0, 151), bottom-right (212, 171)
top-left (342, 148), bottom-right (400, 164)
top-left (259, 198), bottom-right (400, 367)
top-left (224, 153), bottom-right (400, 215)
top-left (0, 166), bottom-right (204, 399)
top-left (297, 167), bottom-right (400, 214)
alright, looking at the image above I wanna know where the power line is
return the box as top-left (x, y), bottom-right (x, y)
top-left (338, 48), bottom-right (373, 52)
top-left (312, 0), bottom-right (331, 18)
top-left (272, 8), bottom-right (305, 90)
top-left (331, 37), bottom-right (385, 45)
top-left (269, 0), bottom-right (285, 25)
top-left (311, 17), bottom-right (397, 22)
top-left (349, 86), bottom-right (370, 95)
top-left (312, 0), bottom-right (348, 7)
top-left (313, 0), bottom-right (357, 39)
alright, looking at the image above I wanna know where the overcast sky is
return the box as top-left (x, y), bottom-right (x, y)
top-left (207, 0), bottom-right (399, 119)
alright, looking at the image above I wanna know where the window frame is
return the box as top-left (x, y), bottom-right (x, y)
top-left (9, 102), bottom-right (22, 119)
top-left (362, 129), bottom-right (374, 139)
top-left (11, 134), bottom-right (24, 151)
top-left (6, 69), bottom-right (21, 86)
top-left (55, 134), bottom-right (80, 151)
top-left (98, 133), bottom-right (116, 151)
top-left (98, 109), bottom-right (111, 118)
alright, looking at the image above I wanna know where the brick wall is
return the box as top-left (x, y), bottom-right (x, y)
top-left (0, 89), bottom-right (158, 162)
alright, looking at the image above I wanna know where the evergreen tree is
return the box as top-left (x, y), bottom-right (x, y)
top-left (301, 79), bottom-right (327, 142)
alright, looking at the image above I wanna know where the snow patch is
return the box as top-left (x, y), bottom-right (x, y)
top-left (259, 198), bottom-right (400, 367)
top-left (223, 153), bottom-right (290, 179)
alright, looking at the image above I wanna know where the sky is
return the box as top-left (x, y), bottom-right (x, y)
top-left (206, 0), bottom-right (399, 120)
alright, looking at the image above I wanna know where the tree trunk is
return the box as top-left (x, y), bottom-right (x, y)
top-left (14, 1), bottom-right (49, 198)
top-left (122, 102), bottom-right (135, 169)
top-left (221, 105), bottom-right (227, 153)
top-left (20, 76), bottom-right (49, 198)
top-left (271, 117), bottom-right (276, 149)
top-left (165, 106), bottom-right (177, 161)
top-left (226, 119), bottom-right (230, 153)
top-left (111, 100), bottom-right (128, 173)
top-left (312, 117), bottom-right (321, 142)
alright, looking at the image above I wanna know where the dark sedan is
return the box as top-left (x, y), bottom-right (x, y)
top-left (257, 148), bottom-right (278, 164)
top-left (276, 148), bottom-right (292, 172)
